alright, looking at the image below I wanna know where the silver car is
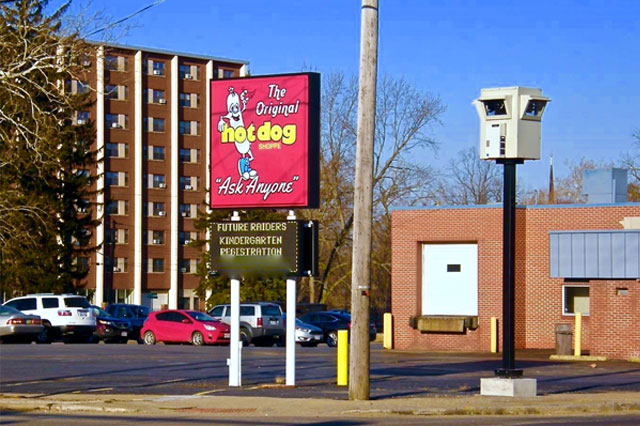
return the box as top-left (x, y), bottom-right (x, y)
top-left (0, 305), bottom-right (43, 343)
top-left (283, 314), bottom-right (323, 347)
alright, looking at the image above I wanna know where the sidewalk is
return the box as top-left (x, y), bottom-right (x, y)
top-left (2, 391), bottom-right (640, 419)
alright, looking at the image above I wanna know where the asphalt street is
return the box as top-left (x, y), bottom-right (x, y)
top-left (1, 343), bottom-right (640, 399)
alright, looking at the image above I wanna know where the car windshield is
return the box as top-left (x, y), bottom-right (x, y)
top-left (133, 306), bottom-right (149, 318)
top-left (90, 306), bottom-right (109, 317)
top-left (0, 305), bottom-right (21, 315)
top-left (261, 305), bottom-right (281, 316)
top-left (187, 311), bottom-right (217, 322)
top-left (64, 297), bottom-right (90, 308)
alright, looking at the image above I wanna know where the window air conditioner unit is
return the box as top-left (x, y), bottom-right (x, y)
top-left (153, 239), bottom-right (161, 245)
top-left (181, 212), bottom-right (188, 217)
top-left (153, 69), bottom-right (161, 75)
top-left (184, 184), bottom-right (192, 190)
top-left (180, 267), bottom-right (187, 273)
top-left (113, 267), bottom-right (121, 273)
top-left (111, 122), bottom-right (122, 129)
top-left (83, 60), bottom-right (91, 67)
top-left (184, 239), bottom-right (192, 245)
top-left (158, 211), bottom-right (166, 216)
top-left (158, 183), bottom-right (166, 189)
top-left (158, 98), bottom-right (166, 104)
top-left (77, 119), bottom-right (87, 125)
top-left (184, 73), bottom-right (193, 80)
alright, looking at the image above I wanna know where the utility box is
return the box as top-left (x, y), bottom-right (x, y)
top-left (473, 87), bottom-right (550, 161)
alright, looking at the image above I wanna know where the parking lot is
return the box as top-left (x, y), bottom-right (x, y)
top-left (2, 343), bottom-right (640, 399)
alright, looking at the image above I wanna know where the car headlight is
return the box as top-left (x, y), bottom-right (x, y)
top-left (204, 324), bottom-right (217, 331)
top-left (98, 319), bottom-right (113, 326)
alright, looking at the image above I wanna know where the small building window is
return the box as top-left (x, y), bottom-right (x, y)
top-left (563, 286), bottom-right (589, 316)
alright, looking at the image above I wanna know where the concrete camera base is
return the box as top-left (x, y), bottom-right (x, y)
top-left (480, 377), bottom-right (537, 397)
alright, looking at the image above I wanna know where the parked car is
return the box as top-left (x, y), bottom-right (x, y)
top-left (105, 303), bottom-right (150, 343)
top-left (282, 313), bottom-right (323, 347)
top-left (208, 302), bottom-right (284, 346)
top-left (141, 310), bottom-right (230, 346)
top-left (3, 294), bottom-right (95, 343)
top-left (0, 305), bottom-right (43, 343)
top-left (298, 311), bottom-right (376, 347)
top-left (88, 306), bottom-right (132, 343)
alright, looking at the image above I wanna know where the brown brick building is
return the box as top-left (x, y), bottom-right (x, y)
top-left (77, 43), bottom-right (247, 310)
top-left (391, 203), bottom-right (640, 360)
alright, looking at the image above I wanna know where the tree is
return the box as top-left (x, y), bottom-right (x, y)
top-left (435, 146), bottom-right (501, 205)
top-left (0, 0), bottom-right (99, 296)
top-left (305, 72), bottom-right (445, 307)
top-left (619, 129), bottom-right (640, 201)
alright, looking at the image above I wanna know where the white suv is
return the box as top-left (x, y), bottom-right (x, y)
top-left (208, 302), bottom-right (284, 346)
top-left (3, 294), bottom-right (95, 343)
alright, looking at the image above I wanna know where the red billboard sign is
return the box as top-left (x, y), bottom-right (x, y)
top-left (210, 73), bottom-right (320, 209)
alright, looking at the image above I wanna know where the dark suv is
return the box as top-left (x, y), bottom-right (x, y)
top-left (298, 311), bottom-right (376, 347)
top-left (105, 303), bottom-right (150, 343)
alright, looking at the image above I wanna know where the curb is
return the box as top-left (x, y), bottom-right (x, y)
top-left (549, 354), bottom-right (608, 362)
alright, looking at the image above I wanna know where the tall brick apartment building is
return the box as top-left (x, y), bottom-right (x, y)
top-left (391, 202), bottom-right (640, 360)
top-left (77, 43), bottom-right (247, 310)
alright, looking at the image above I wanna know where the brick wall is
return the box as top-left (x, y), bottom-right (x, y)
top-left (391, 204), bottom-right (640, 359)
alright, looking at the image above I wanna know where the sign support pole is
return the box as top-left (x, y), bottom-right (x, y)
top-left (228, 211), bottom-right (242, 387)
top-left (286, 211), bottom-right (297, 386)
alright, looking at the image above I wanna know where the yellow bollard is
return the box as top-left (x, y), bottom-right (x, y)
top-left (490, 317), bottom-right (497, 353)
top-left (383, 313), bottom-right (393, 349)
top-left (574, 312), bottom-right (582, 357)
top-left (337, 330), bottom-right (348, 386)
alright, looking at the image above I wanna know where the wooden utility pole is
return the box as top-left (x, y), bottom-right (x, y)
top-left (349, 0), bottom-right (378, 401)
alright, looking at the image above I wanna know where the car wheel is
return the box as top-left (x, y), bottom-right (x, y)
top-left (143, 330), bottom-right (156, 345)
top-left (240, 329), bottom-right (251, 347)
top-left (191, 331), bottom-right (204, 346)
top-left (326, 331), bottom-right (338, 347)
top-left (35, 323), bottom-right (51, 344)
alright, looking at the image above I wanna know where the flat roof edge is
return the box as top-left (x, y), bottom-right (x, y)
top-left (87, 41), bottom-right (249, 65)
top-left (391, 202), bottom-right (640, 212)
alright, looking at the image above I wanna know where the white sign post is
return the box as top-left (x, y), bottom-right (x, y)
top-left (286, 210), bottom-right (297, 386)
top-left (228, 211), bottom-right (242, 387)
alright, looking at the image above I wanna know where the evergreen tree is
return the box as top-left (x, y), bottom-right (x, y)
top-left (0, 0), bottom-right (99, 296)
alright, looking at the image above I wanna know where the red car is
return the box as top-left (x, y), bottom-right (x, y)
top-left (141, 310), bottom-right (230, 346)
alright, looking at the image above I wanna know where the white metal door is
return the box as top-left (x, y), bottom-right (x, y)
top-left (422, 244), bottom-right (478, 316)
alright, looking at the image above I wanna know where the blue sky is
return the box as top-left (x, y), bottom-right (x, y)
top-left (72, 0), bottom-right (639, 190)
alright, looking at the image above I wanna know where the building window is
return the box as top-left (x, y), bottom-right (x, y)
top-left (106, 142), bottom-right (128, 158)
top-left (179, 148), bottom-right (200, 163)
top-left (179, 93), bottom-right (199, 108)
top-left (563, 286), bottom-right (590, 316)
top-left (107, 257), bottom-right (128, 273)
top-left (180, 176), bottom-right (199, 191)
top-left (106, 228), bottom-right (129, 245)
top-left (215, 67), bottom-right (235, 79)
top-left (144, 145), bottom-right (165, 161)
top-left (180, 259), bottom-right (197, 274)
top-left (144, 117), bottom-right (165, 133)
top-left (65, 80), bottom-right (89, 95)
top-left (146, 230), bottom-right (165, 245)
top-left (145, 174), bottom-right (165, 189)
top-left (76, 257), bottom-right (89, 273)
top-left (146, 202), bottom-right (166, 217)
top-left (105, 55), bottom-right (127, 72)
top-left (179, 64), bottom-right (199, 80)
top-left (106, 113), bottom-right (127, 129)
top-left (144, 59), bottom-right (165, 76)
top-left (179, 120), bottom-right (200, 136)
top-left (106, 84), bottom-right (128, 101)
top-left (179, 204), bottom-right (197, 218)
top-left (147, 258), bottom-right (164, 273)
top-left (74, 111), bottom-right (90, 125)
top-left (144, 88), bottom-right (166, 104)
top-left (105, 171), bottom-right (128, 187)
top-left (179, 231), bottom-right (198, 245)
top-left (106, 200), bottom-right (128, 216)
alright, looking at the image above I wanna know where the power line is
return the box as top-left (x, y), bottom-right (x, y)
top-left (86, 0), bottom-right (166, 37)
